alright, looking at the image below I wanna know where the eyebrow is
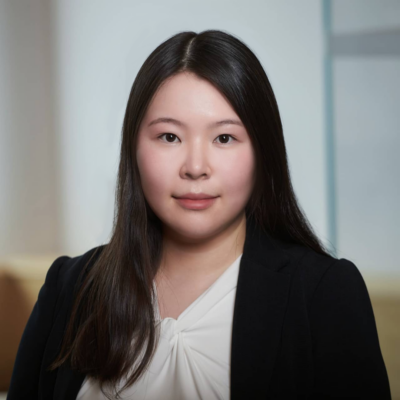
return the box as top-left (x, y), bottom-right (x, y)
top-left (147, 117), bottom-right (244, 128)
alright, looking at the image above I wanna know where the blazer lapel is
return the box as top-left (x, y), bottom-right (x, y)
top-left (230, 216), bottom-right (292, 399)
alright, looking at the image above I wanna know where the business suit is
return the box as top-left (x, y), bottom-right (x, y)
top-left (7, 216), bottom-right (391, 399)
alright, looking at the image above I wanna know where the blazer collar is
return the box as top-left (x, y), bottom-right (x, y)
top-left (54, 215), bottom-right (292, 400)
top-left (230, 215), bottom-right (292, 399)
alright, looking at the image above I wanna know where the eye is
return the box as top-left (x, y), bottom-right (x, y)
top-left (157, 133), bottom-right (237, 145)
top-left (157, 133), bottom-right (180, 143)
top-left (215, 134), bottom-right (237, 145)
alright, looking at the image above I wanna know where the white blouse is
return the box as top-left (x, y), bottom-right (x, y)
top-left (76, 253), bottom-right (243, 400)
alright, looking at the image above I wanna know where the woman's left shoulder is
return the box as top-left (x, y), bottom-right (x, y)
top-left (296, 249), bottom-right (392, 398)
top-left (285, 244), bottom-right (376, 334)
top-left (282, 243), bottom-right (367, 303)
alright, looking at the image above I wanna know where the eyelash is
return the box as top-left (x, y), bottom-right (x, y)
top-left (157, 133), bottom-right (238, 145)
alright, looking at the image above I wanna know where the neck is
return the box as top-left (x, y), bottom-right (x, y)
top-left (157, 213), bottom-right (246, 283)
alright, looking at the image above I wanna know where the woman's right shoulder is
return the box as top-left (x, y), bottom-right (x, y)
top-left (50, 244), bottom-right (107, 293)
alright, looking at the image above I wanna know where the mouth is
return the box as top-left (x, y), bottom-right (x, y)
top-left (173, 193), bottom-right (218, 200)
top-left (173, 196), bottom-right (218, 210)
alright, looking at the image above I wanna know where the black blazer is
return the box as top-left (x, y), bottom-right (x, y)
top-left (7, 217), bottom-right (391, 399)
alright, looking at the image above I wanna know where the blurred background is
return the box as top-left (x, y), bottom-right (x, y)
top-left (0, 0), bottom-right (399, 398)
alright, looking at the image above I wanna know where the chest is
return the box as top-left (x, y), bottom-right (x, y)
top-left (154, 272), bottom-right (222, 320)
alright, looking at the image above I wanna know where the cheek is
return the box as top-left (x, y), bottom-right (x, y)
top-left (136, 144), bottom-right (172, 199)
top-left (219, 148), bottom-right (255, 198)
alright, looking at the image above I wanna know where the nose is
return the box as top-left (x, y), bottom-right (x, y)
top-left (179, 139), bottom-right (211, 180)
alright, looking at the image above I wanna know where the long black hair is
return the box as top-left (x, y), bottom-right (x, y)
top-left (49, 29), bottom-right (332, 399)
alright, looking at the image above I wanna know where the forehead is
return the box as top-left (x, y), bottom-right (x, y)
top-left (143, 72), bottom-right (240, 126)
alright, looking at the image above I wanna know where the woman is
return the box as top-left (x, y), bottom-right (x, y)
top-left (8, 30), bottom-right (391, 400)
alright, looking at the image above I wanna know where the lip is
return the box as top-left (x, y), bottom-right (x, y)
top-left (174, 193), bottom-right (218, 200)
top-left (174, 197), bottom-right (218, 210)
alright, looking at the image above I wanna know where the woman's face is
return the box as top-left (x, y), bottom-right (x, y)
top-left (136, 72), bottom-right (256, 241)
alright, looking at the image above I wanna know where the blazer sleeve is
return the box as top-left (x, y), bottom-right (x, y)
top-left (7, 255), bottom-right (70, 400)
top-left (309, 258), bottom-right (392, 399)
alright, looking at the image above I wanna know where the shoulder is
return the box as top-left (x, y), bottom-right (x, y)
top-left (278, 241), bottom-right (365, 305)
top-left (292, 248), bottom-right (391, 397)
top-left (39, 245), bottom-right (108, 321)
top-left (280, 243), bottom-right (379, 346)
top-left (6, 245), bottom-right (107, 397)
top-left (58, 244), bottom-right (107, 290)
top-left (46, 244), bottom-right (107, 294)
